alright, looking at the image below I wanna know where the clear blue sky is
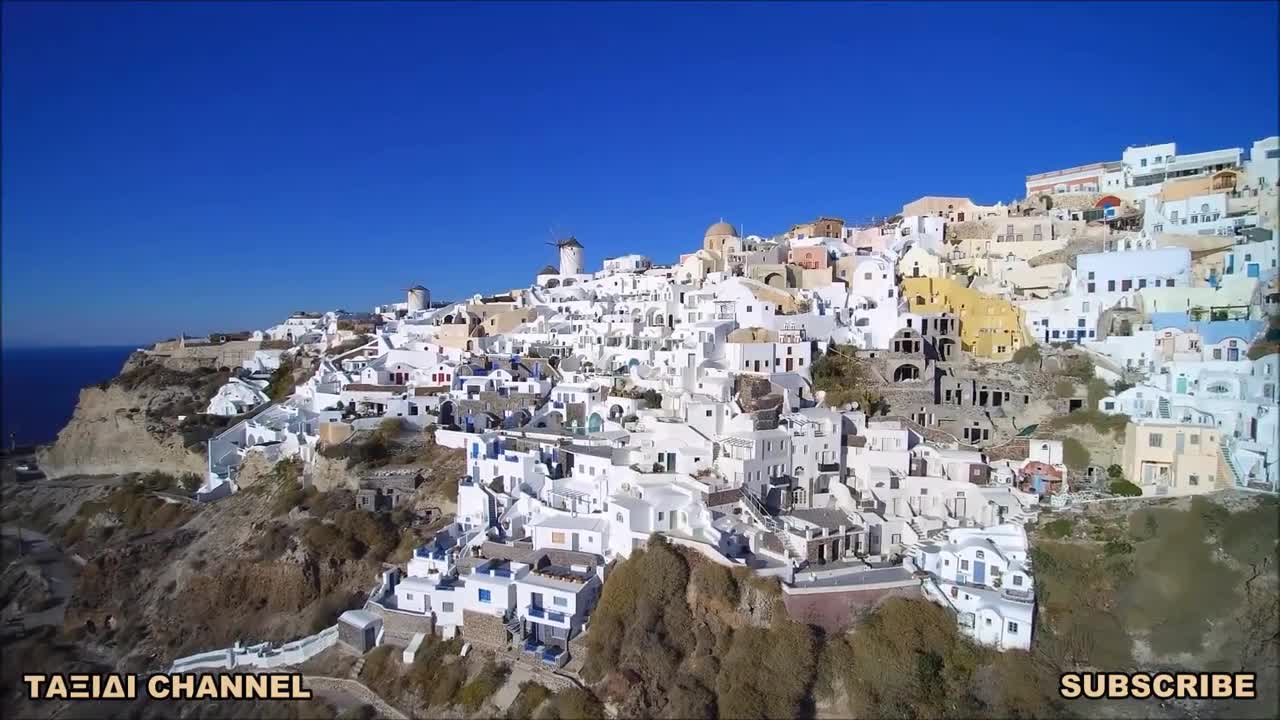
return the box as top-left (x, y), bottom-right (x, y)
top-left (3, 1), bottom-right (1277, 347)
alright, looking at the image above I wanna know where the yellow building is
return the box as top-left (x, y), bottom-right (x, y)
top-left (1121, 419), bottom-right (1224, 496)
top-left (902, 277), bottom-right (1028, 360)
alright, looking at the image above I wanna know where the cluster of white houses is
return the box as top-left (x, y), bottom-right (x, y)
top-left (188, 133), bottom-right (1277, 655)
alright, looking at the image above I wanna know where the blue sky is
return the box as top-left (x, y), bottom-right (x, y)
top-left (3, 1), bottom-right (1277, 347)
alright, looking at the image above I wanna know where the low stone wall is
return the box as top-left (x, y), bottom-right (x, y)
top-left (782, 584), bottom-right (921, 633)
top-left (461, 610), bottom-right (508, 650)
top-left (365, 606), bottom-right (434, 647)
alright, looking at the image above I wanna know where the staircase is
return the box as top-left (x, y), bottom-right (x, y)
top-left (741, 491), bottom-right (803, 566)
top-left (1220, 434), bottom-right (1244, 487)
top-left (1157, 396), bottom-right (1171, 419)
top-left (348, 656), bottom-right (367, 680)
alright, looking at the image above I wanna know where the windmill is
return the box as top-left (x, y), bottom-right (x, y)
top-left (546, 234), bottom-right (584, 275)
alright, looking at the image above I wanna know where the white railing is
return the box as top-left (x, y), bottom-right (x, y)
top-left (170, 625), bottom-right (340, 673)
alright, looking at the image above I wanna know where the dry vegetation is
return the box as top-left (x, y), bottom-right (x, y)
top-left (1030, 493), bottom-right (1279, 718)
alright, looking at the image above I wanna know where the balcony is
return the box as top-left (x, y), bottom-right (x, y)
top-left (818, 462), bottom-right (840, 473)
top-left (526, 605), bottom-right (568, 624)
top-left (1001, 587), bottom-right (1035, 604)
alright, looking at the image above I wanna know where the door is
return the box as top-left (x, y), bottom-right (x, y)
top-left (1176, 376), bottom-right (1187, 394)
top-left (571, 533), bottom-right (579, 552)
top-left (1228, 348), bottom-right (1239, 361)
top-left (1248, 263), bottom-right (1260, 278)
top-left (973, 561), bottom-right (986, 585)
top-left (954, 498), bottom-right (967, 518)
top-left (1176, 433), bottom-right (1185, 452)
top-left (786, 358), bottom-right (794, 372)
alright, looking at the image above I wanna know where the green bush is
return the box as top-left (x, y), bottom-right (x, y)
top-left (1109, 479), bottom-right (1142, 497)
top-left (1062, 437), bottom-right (1090, 470)
top-left (811, 346), bottom-right (867, 407)
top-left (1042, 518), bottom-right (1074, 539)
top-left (1012, 345), bottom-right (1042, 365)
top-left (454, 660), bottom-right (509, 712)
top-left (1107, 464), bottom-right (1124, 480)
top-left (506, 682), bottom-right (552, 719)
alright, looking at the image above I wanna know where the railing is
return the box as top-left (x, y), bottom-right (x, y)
top-left (1001, 587), bottom-right (1035, 603)
top-left (527, 605), bottom-right (567, 623)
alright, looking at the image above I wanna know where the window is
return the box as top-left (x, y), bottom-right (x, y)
top-left (1149, 433), bottom-right (1163, 448)
top-left (1141, 158), bottom-right (1148, 167)
top-left (1139, 279), bottom-right (1146, 289)
top-left (706, 409), bottom-right (713, 417)
top-left (976, 550), bottom-right (985, 559)
top-left (960, 559), bottom-right (970, 570)
top-left (442, 602), bottom-right (454, 612)
top-left (553, 596), bottom-right (568, 607)
top-left (1078, 319), bottom-right (1086, 328)
top-left (1108, 280), bottom-right (1116, 291)
top-left (1190, 434), bottom-right (1200, 445)
top-left (1013, 575), bottom-right (1023, 586)
top-left (1122, 279), bottom-right (1132, 291)
top-left (1088, 271), bottom-right (1095, 280)
top-left (657, 511), bottom-right (665, 521)
top-left (1189, 475), bottom-right (1199, 486)
top-left (1087, 282), bottom-right (1096, 293)
top-left (551, 531), bottom-right (566, 544)
top-left (478, 589), bottom-right (492, 603)
top-left (1008, 621), bottom-right (1020, 634)
top-left (406, 593), bottom-right (414, 600)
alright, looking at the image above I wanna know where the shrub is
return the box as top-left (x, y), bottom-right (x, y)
top-left (1062, 437), bottom-right (1090, 470)
top-left (179, 472), bottom-right (203, 493)
top-left (1104, 539), bottom-right (1134, 557)
top-left (427, 662), bottom-right (467, 708)
top-left (1109, 479), bottom-right (1142, 497)
top-left (1107, 464), bottom-right (1124, 480)
top-left (454, 660), bottom-right (509, 712)
top-left (1056, 354), bottom-right (1095, 381)
top-left (1042, 518), bottom-right (1074, 539)
top-left (690, 562), bottom-right (738, 607)
top-left (1012, 345), bottom-right (1041, 365)
top-left (539, 687), bottom-right (604, 720)
top-left (506, 682), bottom-right (552, 719)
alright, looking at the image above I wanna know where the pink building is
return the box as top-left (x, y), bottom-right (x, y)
top-left (788, 246), bottom-right (829, 270)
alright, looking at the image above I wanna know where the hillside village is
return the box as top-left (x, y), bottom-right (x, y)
top-left (107, 135), bottom-right (1279, 684)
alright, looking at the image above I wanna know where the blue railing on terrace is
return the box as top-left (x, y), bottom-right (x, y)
top-left (527, 605), bottom-right (566, 623)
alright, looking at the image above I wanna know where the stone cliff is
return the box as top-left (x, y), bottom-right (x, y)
top-left (37, 352), bottom-right (229, 479)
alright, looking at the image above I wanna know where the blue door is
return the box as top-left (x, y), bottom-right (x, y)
top-left (973, 561), bottom-right (986, 584)
top-left (1248, 263), bottom-right (1260, 278)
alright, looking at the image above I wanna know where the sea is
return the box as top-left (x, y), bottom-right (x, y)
top-left (1, 346), bottom-right (139, 448)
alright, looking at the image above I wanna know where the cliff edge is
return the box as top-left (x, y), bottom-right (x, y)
top-left (37, 352), bottom-right (230, 479)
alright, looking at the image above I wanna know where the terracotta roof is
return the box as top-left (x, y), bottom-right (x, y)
top-left (413, 385), bottom-right (448, 396)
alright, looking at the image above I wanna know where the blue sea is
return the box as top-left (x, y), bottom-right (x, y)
top-left (1, 346), bottom-right (138, 448)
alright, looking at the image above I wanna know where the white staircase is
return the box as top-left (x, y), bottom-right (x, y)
top-left (741, 491), bottom-right (803, 566)
top-left (1220, 434), bottom-right (1244, 487)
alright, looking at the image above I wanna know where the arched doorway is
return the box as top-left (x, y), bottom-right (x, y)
top-left (893, 364), bottom-right (921, 382)
top-left (587, 413), bottom-right (604, 434)
top-left (764, 272), bottom-right (785, 288)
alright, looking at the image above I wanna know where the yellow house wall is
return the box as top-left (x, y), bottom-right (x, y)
top-left (902, 277), bottom-right (1027, 360)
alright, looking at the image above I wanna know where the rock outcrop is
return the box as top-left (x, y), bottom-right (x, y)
top-left (37, 353), bottom-right (226, 479)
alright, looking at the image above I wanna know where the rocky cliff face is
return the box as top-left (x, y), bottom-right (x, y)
top-left (37, 353), bottom-right (226, 479)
